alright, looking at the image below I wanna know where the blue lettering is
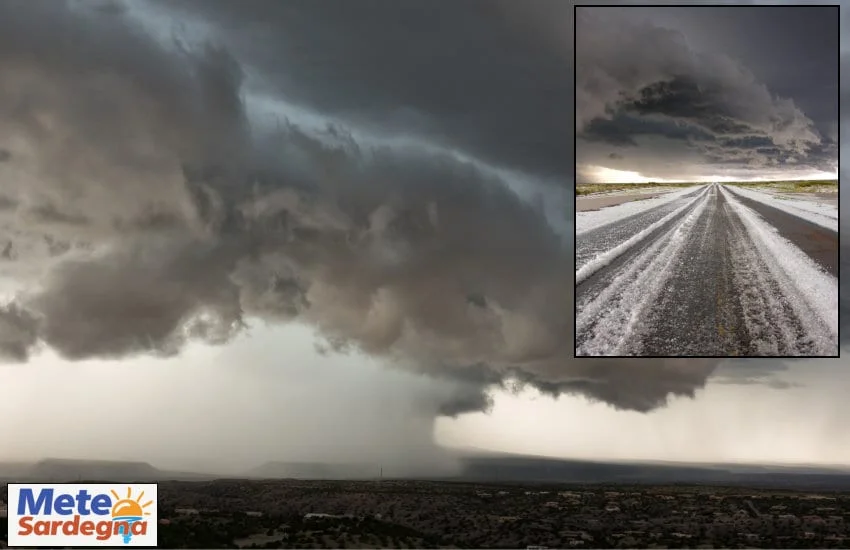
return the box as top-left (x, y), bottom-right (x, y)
top-left (75, 490), bottom-right (93, 515)
top-left (17, 488), bottom-right (53, 515)
top-left (53, 494), bottom-right (75, 515)
top-left (91, 494), bottom-right (111, 515)
top-left (16, 488), bottom-right (112, 516)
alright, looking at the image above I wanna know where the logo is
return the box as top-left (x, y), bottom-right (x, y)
top-left (7, 483), bottom-right (158, 547)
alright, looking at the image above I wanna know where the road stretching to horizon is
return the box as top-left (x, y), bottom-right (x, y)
top-left (575, 183), bottom-right (838, 357)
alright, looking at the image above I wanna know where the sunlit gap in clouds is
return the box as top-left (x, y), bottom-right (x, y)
top-left (583, 165), bottom-right (839, 184)
top-left (584, 166), bottom-right (675, 184)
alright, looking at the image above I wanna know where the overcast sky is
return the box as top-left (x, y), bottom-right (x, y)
top-left (0, 0), bottom-right (848, 474)
top-left (576, 5), bottom-right (839, 183)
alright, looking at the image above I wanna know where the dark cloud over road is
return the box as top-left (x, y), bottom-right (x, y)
top-left (576, 6), bottom-right (838, 182)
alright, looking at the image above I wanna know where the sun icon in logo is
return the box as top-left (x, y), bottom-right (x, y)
top-left (110, 488), bottom-right (153, 544)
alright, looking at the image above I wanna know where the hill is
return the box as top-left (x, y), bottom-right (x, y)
top-left (453, 451), bottom-right (850, 490)
top-left (0, 458), bottom-right (215, 482)
top-left (3, 452), bottom-right (849, 490)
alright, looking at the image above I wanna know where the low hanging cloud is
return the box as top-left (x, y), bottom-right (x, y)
top-left (576, 7), bottom-right (835, 177)
top-left (0, 123), bottom-right (719, 413)
top-left (0, 303), bottom-right (39, 362)
top-left (0, 0), bottom-right (758, 417)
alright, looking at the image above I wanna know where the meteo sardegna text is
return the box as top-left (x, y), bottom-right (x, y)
top-left (7, 483), bottom-right (158, 547)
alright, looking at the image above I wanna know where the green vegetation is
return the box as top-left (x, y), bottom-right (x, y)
top-left (725, 179), bottom-right (838, 193)
top-left (576, 179), bottom-right (838, 196)
top-left (575, 182), bottom-right (702, 196)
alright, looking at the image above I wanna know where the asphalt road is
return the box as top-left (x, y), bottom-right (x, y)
top-left (575, 184), bottom-right (838, 357)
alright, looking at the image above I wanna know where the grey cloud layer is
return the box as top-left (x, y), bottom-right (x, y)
top-left (576, 7), bottom-right (837, 178)
top-left (160, 0), bottom-right (570, 181)
top-left (0, 0), bottom-right (794, 417)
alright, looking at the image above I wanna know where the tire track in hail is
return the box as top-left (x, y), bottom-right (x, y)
top-left (575, 187), bottom-right (713, 355)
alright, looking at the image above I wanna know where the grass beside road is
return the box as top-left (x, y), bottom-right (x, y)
top-left (577, 180), bottom-right (838, 196)
top-left (724, 179), bottom-right (837, 194)
top-left (576, 182), bottom-right (702, 196)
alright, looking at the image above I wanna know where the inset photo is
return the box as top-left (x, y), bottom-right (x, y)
top-left (575, 6), bottom-right (839, 358)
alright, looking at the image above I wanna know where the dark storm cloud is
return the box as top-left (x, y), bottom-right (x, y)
top-left (436, 382), bottom-right (495, 417)
top-left (581, 119), bottom-right (639, 147)
top-left (0, 0), bottom-right (785, 417)
top-left (718, 137), bottom-right (775, 149)
top-left (518, 364), bottom-right (714, 413)
top-left (157, 0), bottom-right (570, 181)
top-left (0, 120), bottom-right (720, 413)
top-left (642, 6), bottom-right (838, 139)
top-left (582, 111), bottom-right (716, 147)
top-left (576, 6), bottom-right (837, 177)
top-left (0, 303), bottom-right (40, 362)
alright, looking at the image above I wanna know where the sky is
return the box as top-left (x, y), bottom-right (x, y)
top-left (576, 5), bottom-right (839, 183)
top-left (0, 0), bottom-right (848, 474)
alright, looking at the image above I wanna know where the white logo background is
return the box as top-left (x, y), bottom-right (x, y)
top-left (7, 483), bottom-right (158, 547)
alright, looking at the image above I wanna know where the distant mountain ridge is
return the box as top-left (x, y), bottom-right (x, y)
top-left (0, 458), bottom-right (214, 482)
top-left (453, 452), bottom-right (850, 489)
top-left (2, 452), bottom-right (849, 490)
